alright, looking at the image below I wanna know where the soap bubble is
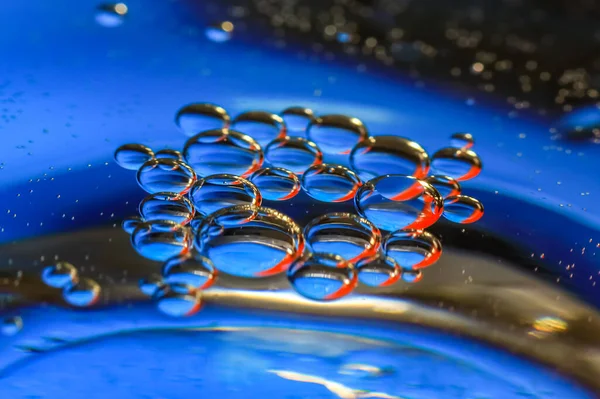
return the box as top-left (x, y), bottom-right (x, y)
top-left (356, 253), bottom-right (402, 287)
top-left (131, 220), bottom-right (193, 262)
top-left (383, 229), bottom-right (442, 269)
top-left (162, 252), bottom-right (217, 291)
top-left (63, 278), bottom-right (101, 307)
top-left (41, 261), bottom-right (78, 289)
top-left (114, 143), bottom-right (154, 170)
top-left (281, 106), bottom-right (316, 134)
top-left (402, 269), bottom-right (423, 283)
top-left (265, 136), bottom-right (323, 174)
top-left (301, 164), bottom-right (362, 203)
top-left (136, 158), bottom-right (196, 195)
top-left (450, 132), bottom-right (474, 149)
top-left (249, 167), bottom-right (301, 201)
top-left (139, 192), bottom-right (195, 225)
top-left (155, 149), bottom-right (183, 161)
top-left (307, 114), bottom-right (368, 155)
top-left (231, 110), bottom-right (286, 147)
top-left (175, 103), bottom-right (229, 136)
top-left (424, 175), bottom-right (461, 198)
top-left (188, 174), bottom-right (261, 216)
top-left (431, 147), bottom-right (482, 181)
top-left (155, 289), bottom-right (202, 317)
top-left (443, 195), bottom-right (484, 224)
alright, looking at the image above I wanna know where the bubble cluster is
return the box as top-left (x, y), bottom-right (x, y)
top-left (41, 262), bottom-right (101, 308)
top-left (117, 104), bottom-right (486, 311)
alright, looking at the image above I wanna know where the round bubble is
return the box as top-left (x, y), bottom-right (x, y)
top-left (307, 114), bottom-right (368, 155)
top-left (139, 192), bottom-right (195, 225)
top-left (288, 253), bottom-right (357, 301)
top-left (138, 274), bottom-right (164, 297)
top-left (95, 3), bottom-right (127, 28)
top-left (354, 175), bottom-right (444, 232)
top-left (196, 206), bottom-right (304, 278)
top-left (189, 174), bottom-right (261, 216)
top-left (443, 195), bottom-right (484, 224)
top-left (132, 220), bottom-right (193, 262)
top-left (431, 147), bottom-right (482, 181)
top-left (122, 215), bottom-right (143, 234)
top-left (301, 164), bottom-right (362, 202)
top-left (1, 316), bottom-right (23, 336)
top-left (183, 128), bottom-right (263, 178)
top-left (249, 167), bottom-right (300, 201)
top-left (231, 111), bottom-right (286, 147)
top-left (424, 175), bottom-right (461, 198)
top-left (114, 144), bottom-right (154, 171)
top-left (63, 278), bottom-right (101, 307)
top-left (281, 106), bottom-right (316, 134)
top-left (450, 132), bottom-right (474, 149)
top-left (265, 136), bottom-right (323, 174)
top-left (356, 254), bottom-right (402, 287)
top-left (136, 158), bottom-right (196, 195)
top-left (41, 261), bottom-right (78, 289)
top-left (162, 252), bottom-right (217, 291)
top-left (205, 21), bottom-right (234, 43)
top-left (304, 213), bottom-right (381, 263)
top-left (350, 136), bottom-right (430, 180)
top-left (383, 229), bottom-right (442, 270)
top-left (155, 149), bottom-right (183, 161)
top-left (175, 103), bottom-right (229, 137)
top-left (155, 289), bottom-right (202, 317)
top-left (402, 269), bottom-right (423, 283)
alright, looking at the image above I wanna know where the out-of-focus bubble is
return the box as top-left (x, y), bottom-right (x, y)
top-left (114, 144), bottom-right (154, 171)
top-left (281, 106), bottom-right (316, 134)
top-left (249, 167), bottom-right (300, 201)
top-left (162, 252), bottom-right (217, 291)
top-left (443, 195), bottom-right (484, 224)
top-left (63, 278), bottom-right (101, 307)
top-left (155, 149), bottom-right (183, 161)
top-left (265, 136), bottom-right (323, 174)
top-left (131, 220), bottom-right (192, 262)
top-left (139, 192), bottom-right (195, 225)
top-left (205, 21), bottom-right (234, 43)
top-left (356, 253), bottom-right (402, 287)
top-left (424, 175), bottom-right (461, 198)
top-left (41, 261), bottom-right (78, 289)
top-left (95, 3), bottom-right (128, 28)
top-left (122, 215), bottom-right (143, 234)
top-left (450, 132), bottom-right (474, 149)
top-left (175, 103), bottom-right (230, 137)
top-left (1, 316), bottom-right (23, 336)
top-left (231, 111), bottom-right (286, 147)
top-left (431, 147), bottom-right (482, 181)
top-left (307, 114), bottom-right (368, 155)
top-left (383, 229), bottom-right (442, 269)
top-left (155, 289), bottom-right (202, 317)
top-left (301, 163), bottom-right (362, 202)
top-left (138, 274), bottom-right (164, 297)
top-left (402, 269), bottom-right (423, 283)
top-left (136, 158), bottom-right (196, 195)
top-left (189, 174), bottom-right (261, 216)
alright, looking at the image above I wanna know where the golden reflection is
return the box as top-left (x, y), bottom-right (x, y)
top-left (114, 3), bottom-right (128, 15)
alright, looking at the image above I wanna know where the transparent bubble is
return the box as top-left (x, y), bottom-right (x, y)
top-left (1, 316), bottom-right (23, 336)
top-left (443, 195), bottom-right (484, 224)
top-left (265, 136), bottom-right (323, 174)
top-left (155, 149), bottom-right (183, 161)
top-left (139, 192), bottom-right (195, 225)
top-left (231, 111), bottom-right (286, 147)
top-left (155, 289), bottom-right (202, 317)
top-left (183, 129), bottom-right (263, 178)
top-left (62, 278), bottom-right (101, 307)
top-left (431, 147), bottom-right (482, 181)
top-left (175, 103), bottom-right (230, 137)
top-left (450, 132), bottom-right (474, 149)
top-left (195, 205), bottom-right (304, 278)
top-left (249, 167), bottom-right (300, 201)
top-left (307, 114), bottom-right (368, 155)
top-left (95, 3), bottom-right (127, 28)
top-left (288, 252), bottom-right (357, 301)
top-left (138, 274), bottom-right (164, 297)
top-left (41, 261), bottom-right (78, 289)
top-left (301, 164), bottom-right (362, 202)
top-left (114, 143), bottom-right (154, 171)
top-left (131, 220), bottom-right (193, 262)
top-left (356, 253), bottom-right (401, 287)
top-left (281, 106), bottom-right (316, 134)
top-left (350, 136), bottom-right (430, 180)
top-left (205, 21), bottom-right (234, 43)
top-left (122, 215), bottom-right (143, 234)
top-left (189, 174), bottom-right (261, 216)
top-left (402, 269), bottom-right (423, 283)
top-left (304, 213), bottom-right (381, 263)
top-left (424, 175), bottom-right (461, 198)
top-left (383, 229), bottom-right (442, 269)
top-left (355, 175), bottom-right (444, 232)
top-left (162, 252), bottom-right (217, 291)
top-left (136, 158), bottom-right (196, 195)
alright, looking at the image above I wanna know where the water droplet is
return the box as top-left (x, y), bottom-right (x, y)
top-left (122, 215), bottom-right (143, 234)
top-left (183, 129), bottom-right (263, 177)
top-left (301, 164), bottom-right (362, 202)
top-left (304, 213), bottom-right (381, 263)
top-left (155, 289), bottom-right (202, 317)
top-left (189, 174), bottom-right (261, 216)
top-left (175, 103), bottom-right (230, 137)
top-left (281, 106), bottom-right (316, 134)
top-left (383, 229), bottom-right (442, 269)
top-left (249, 167), bottom-right (300, 201)
top-left (41, 261), bottom-right (78, 288)
top-left (63, 278), bottom-right (101, 307)
top-left (355, 175), bottom-right (443, 232)
top-left (205, 21), bottom-right (234, 43)
top-left (288, 252), bottom-right (357, 301)
top-left (450, 132), bottom-right (474, 149)
top-left (114, 143), bottom-right (154, 170)
top-left (231, 111), bottom-right (285, 147)
top-left (138, 274), bottom-right (164, 296)
top-left (356, 253), bottom-right (401, 287)
top-left (265, 136), bottom-right (323, 174)
top-left (139, 192), bottom-right (195, 225)
top-left (162, 252), bottom-right (217, 291)
top-left (443, 195), bottom-right (484, 224)
top-left (1, 316), bottom-right (23, 336)
top-left (155, 149), bottom-right (183, 161)
top-left (307, 115), bottom-right (368, 155)
top-left (402, 269), bottom-right (423, 283)
top-left (132, 220), bottom-right (192, 262)
top-left (350, 136), bottom-right (430, 180)
top-left (424, 175), bottom-right (461, 198)
top-left (136, 158), bottom-right (196, 195)
top-left (196, 205), bottom-right (303, 277)
top-left (431, 148), bottom-right (482, 181)
top-left (95, 3), bottom-right (127, 28)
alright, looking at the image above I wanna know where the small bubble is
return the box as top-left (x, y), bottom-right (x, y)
top-left (162, 252), bottom-right (217, 291)
top-left (431, 147), bottom-right (482, 181)
top-left (205, 21), bottom-right (234, 43)
top-left (183, 129), bottom-right (263, 177)
top-left (265, 136), bottom-right (323, 174)
top-left (189, 174), bottom-right (261, 216)
top-left (424, 175), bottom-right (461, 198)
top-left (155, 149), bottom-right (183, 161)
top-left (450, 132), bottom-right (474, 149)
top-left (1, 316), bottom-right (23, 336)
top-left (231, 111), bottom-right (286, 147)
top-left (62, 278), bottom-right (101, 307)
top-left (136, 158), bottom-right (196, 195)
top-left (249, 167), bottom-right (300, 201)
top-left (131, 220), bottom-right (192, 262)
top-left (114, 143), bottom-right (155, 170)
top-left (301, 163), bottom-right (362, 203)
top-left (155, 289), bottom-right (202, 317)
top-left (443, 195), bottom-right (484, 224)
top-left (175, 103), bottom-right (229, 137)
top-left (95, 3), bottom-right (127, 28)
top-left (139, 192), bottom-right (195, 225)
top-left (138, 274), bottom-right (164, 296)
top-left (307, 115), bottom-right (368, 155)
top-left (402, 269), bottom-right (423, 283)
top-left (41, 261), bottom-right (78, 288)
top-left (356, 253), bottom-right (401, 287)
top-left (383, 229), bottom-right (442, 269)
top-left (281, 106), bottom-right (316, 134)
top-left (122, 215), bottom-right (142, 234)
top-left (288, 252), bottom-right (357, 301)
